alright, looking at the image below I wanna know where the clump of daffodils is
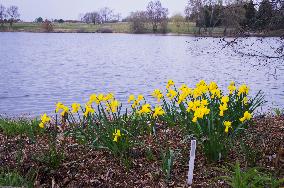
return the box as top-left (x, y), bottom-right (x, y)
top-left (40, 80), bottom-right (256, 135)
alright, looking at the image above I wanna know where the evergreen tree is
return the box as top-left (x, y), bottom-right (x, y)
top-left (243, 0), bottom-right (256, 29)
top-left (256, 0), bottom-right (273, 29)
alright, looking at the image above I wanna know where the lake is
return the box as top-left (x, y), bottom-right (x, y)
top-left (0, 32), bottom-right (283, 116)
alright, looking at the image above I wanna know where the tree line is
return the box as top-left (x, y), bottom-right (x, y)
top-left (184, 0), bottom-right (284, 35)
top-left (0, 5), bottom-right (20, 27)
top-left (123, 0), bottom-right (283, 35)
top-left (81, 7), bottom-right (121, 24)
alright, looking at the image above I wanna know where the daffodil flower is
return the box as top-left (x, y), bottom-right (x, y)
top-left (240, 111), bottom-right (252, 122)
top-left (153, 106), bottom-right (165, 118)
top-left (71, 103), bottom-right (80, 113)
top-left (224, 121), bottom-right (232, 133)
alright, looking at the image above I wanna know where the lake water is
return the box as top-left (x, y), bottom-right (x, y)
top-left (0, 32), bottom-right (283, 116)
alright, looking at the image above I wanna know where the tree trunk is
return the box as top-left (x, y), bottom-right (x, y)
top-left (223, 27), bottom-right (227, 36)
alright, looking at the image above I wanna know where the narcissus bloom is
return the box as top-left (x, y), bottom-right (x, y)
top-left (113, 129), bottom-right (123, 142)
top-left (224, 121), bottom-right (232, 133)
top-left (152, 89), bottom-right (163, 102)
top-left (167, 89), bottom-right (177, 100)
top-left (106, 100), bottom-right (120, 113)
top-left (166, 79), bottom-right (175, 89)
top-left (41, 113), bottom-right (51, 123)
top-left (104, 93), bottom-right (114, 101)
top-left (71, 103), bottom-right (80, 113)
top-left (240, 111), bottom-right (252, 122)
top-left (128, 94), bottom-right (135, 103)
top-left (39, 113), bottom-right (51, 128)
top-left (208, 81), bottom-right (218, 91)
top-left (242, 97), bottom-right (248, 105)
top-left (211, 89), bottom-right (221, 99)
top-left (137, 94), bottom-right (144, 102)
top-left (219, 103), bottom-right (228, 117)
top-left (138, 104), bottom-right (151, 114)
top-left (61, 106), bottom-right (69, 117)
top-left (238, 84), bottom-right (249, 96)
top-left (153, 106), bottom-right (165, 118)
top-left (221, 96), bottom-right (229, 104)
top-left (55, 102), bottom-right (64, 113)
top-left (228, 82), bottom-right (236, 94)
top-left (84, 105), bottom-right (95, 117)
top-left (95, 93), bottom-right (104, 104)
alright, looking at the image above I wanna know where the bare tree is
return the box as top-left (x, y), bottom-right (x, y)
top-left (146, 0), bottom-right (169, 33)
top-left (185, 0), bottom-right (204, 34)
top-left (99, 7), bottom-right (113, 23)
top-left (128, 11), bottom-right (148, 33)
top-left (6, 5), bottom-right (19, 27)
top-left (0, 4), bottom-right (6, 27)
top-left (221, 0), bottom-right (246, 36)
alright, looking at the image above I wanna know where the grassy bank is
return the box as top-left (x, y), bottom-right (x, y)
top-left (0, 21), bottom-right (245, 36)
top-left (1, 22), bottom-right (283, 36)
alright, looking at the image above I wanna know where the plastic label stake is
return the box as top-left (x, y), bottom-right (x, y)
top-left (187, 139), bottom-right (196, 185)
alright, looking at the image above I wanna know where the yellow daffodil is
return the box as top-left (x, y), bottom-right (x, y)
top-left (208, 81), bottom-right (218, 91)
top-left (228, 82), bottom-right (236, 94)
top-left (88, 94), bottom-right (97, 105)
top-left (61, 106), bottom-right (69, 116)
top-left (219, 103), bottom-right (228, 116)
top-left (211, 89), bottom-right (221, 98)
top-left (192, 116), bottom-right (198, 123)
top-left (103, 93), bottom-right (114, 101)
top-left (152, 89), bottom-right (163, 102)
top-left (39, 113), bottom-right (51, 128)
top-left (138, 104), bottom-right (151, 114)
top-left (71, 103), bottom-right (80, 113)
top-left (113, 129), bottom-right (123, 142)
top-left (55, 102), bottom-right (64, 113)
top-left (41, 113), bottom-right (51, 123)
top-left (167, 89), bottom-right (177, 100)
top-left (242, 97), bottom-right (248, 105)
top-left (84, 104), bottom-right (95, 117)
top-left (131, 100), bottom-right (139, 108)
top-left (128, 94), bottom-right (135, 103)
top-left (238, 84), bottom-right (249, 96)
top-left (201, 99), bottom-right (208, 106)
top-left (153, 106), bottom-right (165, 118)
top-left (106, 100), bottom-right (120, 113)
top-left (221, 96), bottom-right (229, 104)
top-left (137, 94), bottom-right (144, 102)
top-left (166, 79), bottom-right (175, 89)
top-left (39, 122), bottom-right (44, 128)
top-left (224, 121), bottom-right (232, 133)
top-left (240, 111), bottom-right (252, 122)
top-left (95, 93), bottom-right (104, 104)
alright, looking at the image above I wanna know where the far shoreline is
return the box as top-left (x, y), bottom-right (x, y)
top-left (1, 22), bottom-right (283, 38)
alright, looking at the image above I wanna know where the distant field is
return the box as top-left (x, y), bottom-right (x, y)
top-left (0, 21), bottom-right (235, 36)
top-left (2, 21), bottom-right (282, 36)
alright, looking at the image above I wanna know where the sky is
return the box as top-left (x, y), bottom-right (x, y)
top-left (1, 0), bottom-right (188, 21)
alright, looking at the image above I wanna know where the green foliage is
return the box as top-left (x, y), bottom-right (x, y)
top-left (273, 107), bottom-right (284, 116)
top-left (161, 148), bottom-right (175, 182)
top-left (35, 144), bottom-right (64, 170)
top-left (0, 170), bottom-right (34, 187)
top-left (0, 117), bottom-right (42, 138)
top-left (256, 0), bottom-right (273, 29)
top-left (239, 141), bottom-right (261, 167)
top-left (217, 162), bottom-right (284, 188)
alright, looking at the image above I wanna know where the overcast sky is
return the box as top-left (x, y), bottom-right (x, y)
top-left (1, 0), bottom-right (188, 21)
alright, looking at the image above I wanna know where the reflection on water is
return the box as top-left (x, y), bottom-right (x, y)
top-left (0, 33), bottom-right (283, 116)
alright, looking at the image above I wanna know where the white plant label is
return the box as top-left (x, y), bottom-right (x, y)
top-left (187, 139), bottom-right (196, 185)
